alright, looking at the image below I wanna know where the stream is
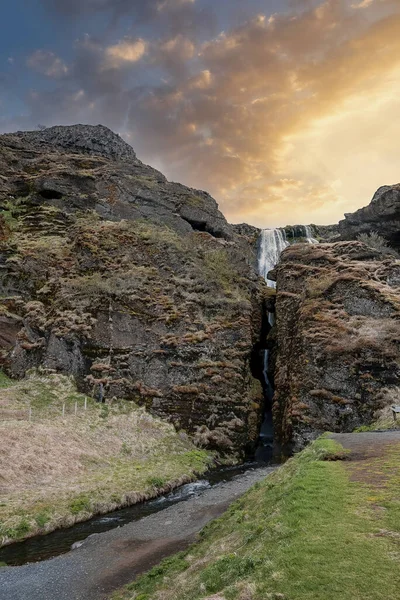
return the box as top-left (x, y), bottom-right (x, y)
top-left (0, 449), bottom-right (284, 600)
top-left (0, 456), bottom-right (278, 568)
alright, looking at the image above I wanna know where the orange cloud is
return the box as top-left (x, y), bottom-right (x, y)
top-left (130, 0), bottom-right (400, 227)
top-left (20, 1), bottom-right (400, 228)
top-left (104, 39), bottom-right (147, 69)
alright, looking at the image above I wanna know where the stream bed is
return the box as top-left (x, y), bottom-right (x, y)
top-left (0, 459), bottom-right (273, 567)
top-left (0, 456), bottom-right (282, 600)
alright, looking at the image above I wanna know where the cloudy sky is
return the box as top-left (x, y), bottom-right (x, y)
top-left (1, 0), bottom-right (400, 226)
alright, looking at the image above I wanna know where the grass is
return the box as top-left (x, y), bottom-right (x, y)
top-left (114, 437), bottom-right (400, 600)
top-left (0, 370), bottom-right (13, 388)
top-left (0, 372), bottom-right (212, 546)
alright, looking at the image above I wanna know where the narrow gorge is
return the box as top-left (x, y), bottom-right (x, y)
top-left (1, 125), bottom-right (399, 460)
top-left (1, 126), bottom-right (400, 575)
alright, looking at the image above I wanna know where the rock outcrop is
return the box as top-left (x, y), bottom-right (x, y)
top-left (272, 241), bottom-right (400, 450)
top-left (338, 184), bottom-right (400, 249)
top-left (0, 124), bottom-right (264, 455)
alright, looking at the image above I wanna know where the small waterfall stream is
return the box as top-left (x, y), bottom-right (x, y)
top-left (256, 228), bottom-right (289, 460)
top-left (258, 229), bottom-right (289, 287)
top-left (256, 224), bottom-right (318, 458)
top-left (305, 225), bottom-right (319, 244)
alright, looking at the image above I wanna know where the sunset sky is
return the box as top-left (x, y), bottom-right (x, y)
top-left (1, 0), bottom-right (400, 227)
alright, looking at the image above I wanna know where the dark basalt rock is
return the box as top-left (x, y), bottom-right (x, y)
top-left (338, 184), bottom-right (400, 249)
top-left (0, 124), bottom-right (265, 455)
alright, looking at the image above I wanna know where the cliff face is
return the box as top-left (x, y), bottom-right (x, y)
top-left (0, 125), bottom-right (264, 455)
top-left (338, 184), bottom-right (400, 249)
top-left (272, 241), bottom-right (400, 450)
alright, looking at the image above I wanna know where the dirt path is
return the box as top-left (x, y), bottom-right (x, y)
top-left (330, 431), bottom-right (400, 460)
top-left (0, 466), bottom-right (275, 600)
top-left (330, 430), bottom-right (400, 489)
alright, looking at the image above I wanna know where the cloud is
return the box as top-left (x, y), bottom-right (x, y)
top-left (104, 39), bottom-right (147, 69)
top-left (5, 0), bottom-right (400, 227)
top-left (27, 50), bottom-right (69, 78)
top-left (43, 0), bottom-right (196, 17)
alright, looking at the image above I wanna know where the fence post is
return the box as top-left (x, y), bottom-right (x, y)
top-left (62, 403), bottom-right (65, 418)
top-left (29, 406), bottom-right (32, 422)
top-left (75, 401), bottom-right (77, 416)
top-left (84, 397), bottom-right (87, 411)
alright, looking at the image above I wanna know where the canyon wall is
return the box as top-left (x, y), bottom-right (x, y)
top-left (0, 125), bottom-right (265, 455)
top-left (271, 241), bottom-right (400, 449)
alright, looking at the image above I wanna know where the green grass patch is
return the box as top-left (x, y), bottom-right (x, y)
top-left (0, 370), bottom-right (13, 388)
top-left (69, 494), bottom-right (92, 515)
top-left (114, 437), bottom-right (400, 600)
top-left (146, 476), bottom-right (167, 489)
top-left (0, 373), bottom-right (213, 546)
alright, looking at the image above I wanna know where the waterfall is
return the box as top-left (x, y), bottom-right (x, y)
top-left (256, 229), bottom-right (289, 460)
top-left (258, 229), bottom-right (290, 288)
top-left (305, 225), bottom-right (319, 244)
top-left (263, 350), bottom-right (274, 403)
top-left (256, 347), bottom-right (274, 459)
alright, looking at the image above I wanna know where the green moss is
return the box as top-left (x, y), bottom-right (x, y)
top-left (203, 248), bottom-right (247, 297)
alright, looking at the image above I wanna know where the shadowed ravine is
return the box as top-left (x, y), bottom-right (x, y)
top-left (0, 465), bottom-right (278, 600)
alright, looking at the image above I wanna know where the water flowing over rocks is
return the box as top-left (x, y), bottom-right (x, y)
top-left (0, 125), bottom-right (264, 455)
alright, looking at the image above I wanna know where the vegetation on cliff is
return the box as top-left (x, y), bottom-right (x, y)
top-left (0, 370), bottom-right (211, 547)
top-left (271, 241), bottom-right (400, 449)
top-left (114, 435), bottom-right (400, 600)
top-left (0, 125), bottom-right (264, 455)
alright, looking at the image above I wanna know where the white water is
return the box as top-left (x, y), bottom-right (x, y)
top-left (258, 229), bottom-right (290, 288)
top-left (305, 225), bottom-right (319, 244)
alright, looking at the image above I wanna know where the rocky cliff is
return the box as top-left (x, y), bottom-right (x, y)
top-left (0, 124), bottom-right (264, 455)
top-left (271, 241), bottom-right (400, 449)
top-left (338, 184), bottom-right (400, 249)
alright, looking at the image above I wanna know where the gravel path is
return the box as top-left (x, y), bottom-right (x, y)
top-left (0, 466), bottom-right (276, 600)
top-left (330, 430), bottom-right (400, 458)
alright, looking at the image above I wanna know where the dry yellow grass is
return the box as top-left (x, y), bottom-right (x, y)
top-left (0, 371), bottom-right (211, 546)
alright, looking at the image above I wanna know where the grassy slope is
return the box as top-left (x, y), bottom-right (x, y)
top-left (0, 371), bottom-right (211, 546)
top-left (114, 437), bottom-right (400, 600)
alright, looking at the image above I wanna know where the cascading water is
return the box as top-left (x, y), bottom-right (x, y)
top-left (255, 229), bottom-right (289, 461)
top-left (256, 225), bottom-right (317, 460)
top-left (258, 228), bottom-right (290, 288)
top-left (304, 225), bottom-right (319, 244)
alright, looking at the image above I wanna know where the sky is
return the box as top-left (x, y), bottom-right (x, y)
top-left (1, 0), bottom-right (400, 227)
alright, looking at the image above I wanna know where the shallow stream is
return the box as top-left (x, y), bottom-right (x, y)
top-left (0, 444), bottom-right (285, 568)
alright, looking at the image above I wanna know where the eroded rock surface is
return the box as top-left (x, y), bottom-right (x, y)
top-left (272, 241), bottom-right (400, 449)
top-left (0, 125), bottom-right (264, 454)
top-left (338, 184), bottom-right (400, 249)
